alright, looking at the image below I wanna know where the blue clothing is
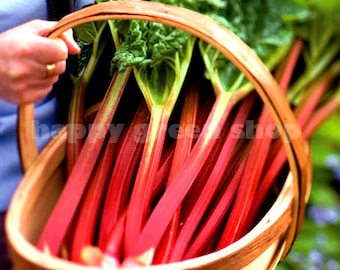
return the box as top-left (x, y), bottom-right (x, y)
top-left (0, 0), bottom-right (94, 211)
top-left (0, 0), bottom-right (48, 32)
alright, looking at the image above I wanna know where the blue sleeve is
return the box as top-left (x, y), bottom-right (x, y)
top-left (75, 0), bottom-right (95, 10)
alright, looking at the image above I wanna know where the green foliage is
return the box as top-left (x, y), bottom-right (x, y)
top-left (73, 22), bottom-right (103, 44)
top-left (292, 0), bottom-right (340, 27)
top-left (287, 0), bottom-right (340, 103)
top-left (111, 0), bottom-right (214, 108)
top-left (112, 20), bottom-right (191, 71)
top-left (112, 19), bottom-right (195, 107)
top-left (199, 0), bottom-right (309, 93)
top-left (73, 21), bottom-right (109, 76)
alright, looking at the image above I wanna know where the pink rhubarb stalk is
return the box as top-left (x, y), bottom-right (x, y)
top-left (67, 24), bottom-right (109, 173)
top-left (154, 81), bottom-right (199, 264)
top-left (98, 100), bottom-right (150, 248)
top-left (183, 158), bottom-right (247, 260)
top-left (37, 68), bottom-right (131, 255)
top-left (169, 92), bottom-right (255, 261)
top-left (249, 67), bottom-right (339, 227)
top-left (70, 131), bottom-right (118, 263)
top-left (124, 88), bottom-right (242, 262)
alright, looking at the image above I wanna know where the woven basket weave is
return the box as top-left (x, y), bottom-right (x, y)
top-left (6, 1), bottom-right (312, 269)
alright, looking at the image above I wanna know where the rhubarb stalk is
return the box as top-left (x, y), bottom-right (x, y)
top-left (112, 19), bottom-right (197, 254)
top-left (98, 100), bottom-right (150, 248)
top-left (153, 79), bottom-right (200, 264)
top-left (70, 131), bottom-right (117, 263)
top-left (37, 68), bottom-right (131, 255)
top-left (168, 92), bottom-right (255, 261)
top-left (67, 22), bottom-right (109, 173)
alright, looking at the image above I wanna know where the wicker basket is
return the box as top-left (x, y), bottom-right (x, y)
top-left (6, 1), bottom-right (312, 269)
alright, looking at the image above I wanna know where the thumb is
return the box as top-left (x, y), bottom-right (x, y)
top-left (59, 29), bottom-right (81, 55)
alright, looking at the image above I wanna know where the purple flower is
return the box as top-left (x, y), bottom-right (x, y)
top-left (325, 154), bottom-right (340, 181)
top-left (308, 204), bottom-right (340, 226)
top-left (325, 154), bottom-right (340, 170)
top-left (327, 259), bottom-right (340, 270)
top-left (309, 249), bottom-right (323, 265)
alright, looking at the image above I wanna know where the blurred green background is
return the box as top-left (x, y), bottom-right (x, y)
top-left (278, 110), bottom-right (340, 270)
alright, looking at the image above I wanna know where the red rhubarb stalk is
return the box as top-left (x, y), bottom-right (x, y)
top-left (123, 39), bottom-right (197, 255)
top-left (303, 91), bottom-right (340, 137)
top-left (37, 68), bottom-right (131, 255)
top-left (294, 73), bottom-right (335, 123)
top-left (98, 100), bottom-right (150, 248)
top-left (169, 92), bottom-right (255, 261)
top-left (70, 131), bottom-right (118, 263)
top-left (67, 23), bottom-right (109, 173)
top-left (249, 67), bottom-right (339, 226)
top-left (294, 60), bottom-right (340, 118)
top-left (215, 38), bottom-right (307, 247)
top-left (274, 38), bottom-right (305, 93)
top-left (124, 89), bottom-right (240, 261)
top-left (267, 65), bottom-right (338, 167)
top-left (100, 142), bottom-right (177, 267)
top-left (154, 81), bottom-right (199, 264)
top-left (151, 142), bottom-right (175, 200)
top-left (216, 106), bottom-right (273, 248)
top-left (172, 90), bottom-right (217, 221)
top-left (124, 103), bottom-right (171, 254)
top-left (101, 209), bottom-right (128, 268)
top-left (183, 158), bottom-right (247, 260)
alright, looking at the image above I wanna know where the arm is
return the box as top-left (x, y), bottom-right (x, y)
top-left (0, 19), bottom-right (80, 104)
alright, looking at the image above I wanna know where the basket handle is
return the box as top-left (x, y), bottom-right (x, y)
top-left (18, 0), bottom-right (311, 259)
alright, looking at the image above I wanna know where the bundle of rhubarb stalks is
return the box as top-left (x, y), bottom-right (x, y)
top-left (35, 0), bottom-right (339, 268)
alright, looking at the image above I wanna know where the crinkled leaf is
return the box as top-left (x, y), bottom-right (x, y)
top-left (111, 0), bottom-right (233, 107)
top-left (112, 19), bottom-right (195, 106)
top-left (199, 0), bottom-right (309, 92)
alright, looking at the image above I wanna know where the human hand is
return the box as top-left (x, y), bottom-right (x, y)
top-left (0, 20), bottom-right (80, 104)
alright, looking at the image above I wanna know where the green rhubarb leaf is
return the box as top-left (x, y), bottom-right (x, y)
top-left (287, 0), bottom-right (340, 103)
top-left (199, 0), bottom-right (309, 93)
top-left (292, 0), bottom-right (340, 25)
top-left (74, 22), bottom-right (102, 44)
top-left (112, 19), bottom-right (195, 108)
top-left (111, 0), bottom-right (230, 108)
top-left (73, 21), bottom-right (108, 76)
